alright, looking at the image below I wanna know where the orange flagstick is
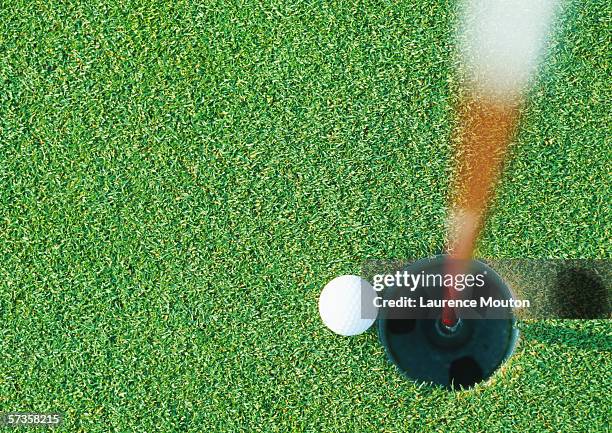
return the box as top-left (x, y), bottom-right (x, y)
top-left (442, 0), bottom-right (561, 327)
top-left (442, 96), bottom-right (520, 327)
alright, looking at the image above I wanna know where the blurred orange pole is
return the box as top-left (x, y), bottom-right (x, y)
top-left (442, 95), bottom-right (521, 327)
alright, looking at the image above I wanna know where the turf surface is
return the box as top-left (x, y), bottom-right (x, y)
top-left (0, 0), bottom-right (610, 431)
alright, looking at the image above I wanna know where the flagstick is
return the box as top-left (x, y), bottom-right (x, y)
top-left (441, 95), bottom-right (520, 327)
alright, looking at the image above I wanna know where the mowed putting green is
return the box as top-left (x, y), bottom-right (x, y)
top-left (0, 0), bottom-right (610, 431)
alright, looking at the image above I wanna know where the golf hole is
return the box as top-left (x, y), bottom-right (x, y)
top-left (377, 256), bottom-right (518, 390)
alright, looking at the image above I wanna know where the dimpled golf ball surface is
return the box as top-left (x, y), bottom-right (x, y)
top-left (318, 275), bottom-right (378, 336)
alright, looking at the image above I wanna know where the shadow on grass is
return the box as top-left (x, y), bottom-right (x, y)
top-left (552, 266), bottom-right (610, 319)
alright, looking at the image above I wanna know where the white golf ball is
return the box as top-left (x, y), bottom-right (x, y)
top-left (318, 275), bottom-right (378, 336)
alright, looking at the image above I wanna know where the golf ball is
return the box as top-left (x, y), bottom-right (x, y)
top-left (318, 275), bottom-right (378, 336)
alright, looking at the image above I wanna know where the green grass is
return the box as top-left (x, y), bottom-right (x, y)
top-left (0, 0), bottom-right (610, 431)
